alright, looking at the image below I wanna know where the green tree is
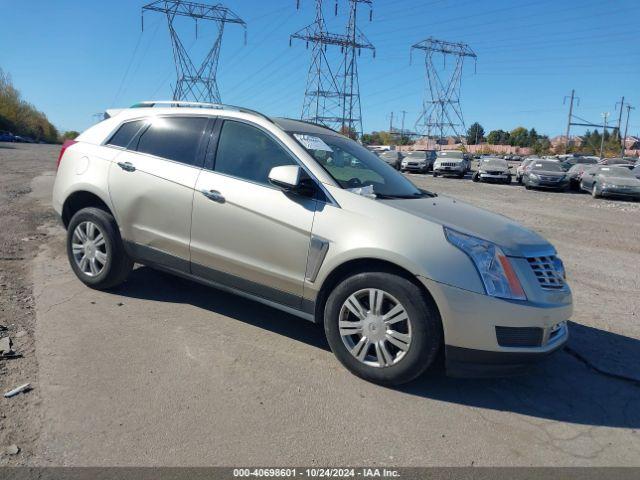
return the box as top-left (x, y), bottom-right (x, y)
top-left (466, 122), bottom-right (484, 145)
top-left (62, 131), bottom-right (80, 141)
top-left (509, 127), bottom-right (529, 147)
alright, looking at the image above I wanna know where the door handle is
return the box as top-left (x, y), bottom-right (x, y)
top-left (200, 189), bottom-right (225, 203)
top-left (117, 161), bottom-right (136, 172)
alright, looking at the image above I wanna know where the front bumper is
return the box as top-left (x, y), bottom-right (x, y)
top-left (600, 187), bottom-right (640, 199)
top-left (418, 276), bottom-right (571, 378)
top-left (434, 166), bottom-right (465, 174)
top-left (402, 163), bottom-right (428, 172)
top-left (528, 178), bottom-right (569, 189)
top-left (479, 173), bottom-right (510, 182)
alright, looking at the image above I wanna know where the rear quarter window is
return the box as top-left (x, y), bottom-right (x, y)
top-left (106, 120), bottom-right (145, 148)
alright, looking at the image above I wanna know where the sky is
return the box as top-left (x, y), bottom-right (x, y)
top-left (1, 0), bottom-right (639, 137)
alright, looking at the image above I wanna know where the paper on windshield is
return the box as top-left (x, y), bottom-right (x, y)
top-left (346, 185), bottom-right (376, 199)
top-left (294, 134), bottom-right (333, 152)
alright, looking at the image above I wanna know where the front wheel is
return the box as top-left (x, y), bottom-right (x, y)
top-left (66, 207), bottom-right (133, 290)
top-left (432, 171), bottom-right (438, 177)
top-left (592, 183), bottom-right (601, 198)
top-left (472, 172), bottom-right (480, 182)
top-left (505, 175), bottom-right (512, 184)
top-left (324, 272), bottom-right (442, 386)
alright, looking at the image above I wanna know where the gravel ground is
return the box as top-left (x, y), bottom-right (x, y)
top-left (1, 143), bottom-right (639, 466)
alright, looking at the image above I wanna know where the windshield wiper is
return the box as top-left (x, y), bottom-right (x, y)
top-left (376, 190), bottom-right (437, 200)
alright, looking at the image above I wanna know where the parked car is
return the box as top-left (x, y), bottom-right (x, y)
top-left (472, 157), bottom-right (512, 184)
top-left (522, 160), bottom-right (569, 191)
top-left (566, 163), bottom-right (594, 190)
top-left (516, 158), bottom-right (537, 183)
top-left (378, 150), bottom-right (403, 170)
top-left (0, 131), bottom-right (16, 142)
top-left (560, 156), bottom-right (598, 171)
top-left (580, 166), bottom-right (640, 199)
top-left (52, 101), bottom-right (572, 385)
top-left (400, 150), bottom-right (436, 173)
top-left (432, 150), bottom-right (470, 178)
top-left (599, 157), bottom-right (636, 166)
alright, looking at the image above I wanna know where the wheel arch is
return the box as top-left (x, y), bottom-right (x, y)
top-left (61, 190), bottom-right (115, 229)
top-left (313, 257), bottom-right (442, 328)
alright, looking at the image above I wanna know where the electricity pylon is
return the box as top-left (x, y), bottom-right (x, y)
top-left (411, 37), bottom-right (476, 147)
top-left (142, 0), bottom-right (247, 104)
top-left (291, 0), bottom-right (374, 137)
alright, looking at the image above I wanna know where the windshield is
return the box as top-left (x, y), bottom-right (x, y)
top-left (292, 133), bottom-right (423, 198)
top-left (482, 159), bottom-right (507, 168)
top-left (600, 167), bottom-right (635, 178)
top-left (531, 161), bottom-right (563, 172)
top-left (405, 151), bottom-right (427, 159)
top-left (437, 150), bottom-right (464, 159)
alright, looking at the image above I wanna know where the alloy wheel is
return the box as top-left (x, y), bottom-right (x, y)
top-left (71, 221), bottom-right (108, 277)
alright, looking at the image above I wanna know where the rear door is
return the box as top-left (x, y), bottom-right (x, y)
top-left (190, 119), bottom-right (318, 309)
top-left (108, 115), bottom-right (212, 269)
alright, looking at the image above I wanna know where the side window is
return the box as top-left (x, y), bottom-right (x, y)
top-left (107, 120), bottom-right (145, 148)
top-left (135, 116), bottom-right (208, 167)
top-left (214, 120), bottom-right (296, 186)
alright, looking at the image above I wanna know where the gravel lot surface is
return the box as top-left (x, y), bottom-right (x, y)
top-left (1, 143), bottom-right (639, 466)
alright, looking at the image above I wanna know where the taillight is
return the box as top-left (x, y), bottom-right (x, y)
top-left (57, 140), bottom-right (77, 170)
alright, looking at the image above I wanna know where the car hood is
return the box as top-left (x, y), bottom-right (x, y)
top-left (600, 176), bottom-right (640, 187)
top-left (384, 195), bottom-right (552, 257)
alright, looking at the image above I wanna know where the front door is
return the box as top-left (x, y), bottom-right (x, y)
top-left (190, 119), bottom-right (318, 309)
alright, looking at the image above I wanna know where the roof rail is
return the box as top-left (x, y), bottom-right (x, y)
top-left (130, 101), bottom-right (274, 123)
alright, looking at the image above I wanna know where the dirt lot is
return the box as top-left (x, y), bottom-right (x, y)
top-left (1, 143), bottom-right (639, 466)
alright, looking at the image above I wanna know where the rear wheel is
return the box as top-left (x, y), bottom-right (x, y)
top-left (66, 207), bottom-right (133, 290)
top-left (324, 272), bottom-right (442, 386)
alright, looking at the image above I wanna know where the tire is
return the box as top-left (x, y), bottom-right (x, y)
top-left (324, 271), bottom-right (442, 386)
top-left (592, 183), bottom-right (600, 198)
top-left (472, 172), bottom-right (480, 182)
top-left (505, 175), bottom-right (512, 184)
top-left (432, 171), bottom-right (438, 177)
top-left (66, 207), bottom-right (133, 290)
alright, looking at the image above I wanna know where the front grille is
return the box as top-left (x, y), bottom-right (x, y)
top-left (487, 170), bottom-right (504, 175)
top-left (527, 255), bottom-right (565, 290)
top-left (495, 326), bottom-right (543, 347)
top-left (439, 162), bottom-right (459, 167)
top-left (539, 175), bottom-right (560, 182)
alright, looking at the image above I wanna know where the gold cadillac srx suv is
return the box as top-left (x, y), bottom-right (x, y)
top-left (52, 101), bottom-right (572, 385)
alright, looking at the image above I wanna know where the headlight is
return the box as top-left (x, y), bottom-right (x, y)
top-left (529, 173), bottom-right (539, 180)
top-left (444, 227), bottom-right (527, 301)
top-left (479, 169), bottom-right (487, 174)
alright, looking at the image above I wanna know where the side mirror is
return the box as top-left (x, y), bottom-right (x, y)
top-left (268, 165), bottom-right (315, 196)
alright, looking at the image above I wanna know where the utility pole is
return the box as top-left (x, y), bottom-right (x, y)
top-left (621, 105), bottom-right (635, 158)
top-left (400, 110), bottom-right (407, 136)
top-left (615, 96), bottom-right (625, 140)
top-left (599, 112), bottom-right (609, 159)
top-left (388, 111), bottom-right (394, 132)
top-left (141, 0), bottom-right (246, 104)
top-left (563, 90), bottom-right (578, 153)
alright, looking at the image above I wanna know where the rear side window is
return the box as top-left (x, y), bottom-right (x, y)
top-left (213, 120), bottom-right (296, 186)
top-left (107, 120), bottom-right (145, 148)
top-left (135, 116), bottom-right (208, 167)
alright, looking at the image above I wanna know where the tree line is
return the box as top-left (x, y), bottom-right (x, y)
top-left (0, 68), bottom-right (60, 143)
top-left (466, 123), bottom-right (551, 154)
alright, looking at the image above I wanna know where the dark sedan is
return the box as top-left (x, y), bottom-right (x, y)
top-left (580, 166), bottom-right (640, 200)
top-left (522, 160), bottom-right (569, 191)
